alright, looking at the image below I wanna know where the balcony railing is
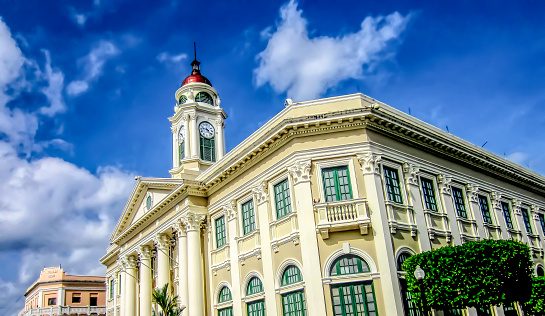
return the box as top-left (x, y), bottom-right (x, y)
top-left (19, 306), bottom-right (106, 316)
top-left (314, 198), bottom-right (370, 239)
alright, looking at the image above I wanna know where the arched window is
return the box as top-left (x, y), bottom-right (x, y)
top-left (218, 286), bottom-right (232, 303)
top-left (397, 252), bottom-right (412, 271)
top-left (537, 265), bottom-right (545, 277)
top-left (281, 265), bottom-right (302, 286)
top-left (195, 92), bottom-right (213, 105)
top-left (246, 277), bottom-right (263, 296)
top-left (179, 95), bottom-right (187, 104)
top-left (146, 195), bottom-right (152, 210)
top-left (330, 254), bottom-right (370, 276)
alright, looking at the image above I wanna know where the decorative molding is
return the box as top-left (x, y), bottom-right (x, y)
top-left (138, 245), bottom-right (151, 260)
top-left (288, 160), bottom-right (312, 185)
top-left (402, 162), bottom-right (420, 186)
top-left (466, 184), bottom-right (479, 203)
top-left (437, 174), bottom-right (452, 194)
top-left (490, 191), bottom-right (503, 209)
top-left (181, 212), bottom-right (207, 231)
top-left (154, 233), bottom-right (170, 250)
top-left (211, 261), bottom-right (231, 276)
top-left (223, 200), bottom-right (237, 221)
top-left (357, 152), bottom-right (382, 175)
top-left (252, 181), bottom-right (269, 205)
top-left (174, 220), bottom-right (187, 237)
top-left (512, 199), bottom-right (522, 215)
top-left (126, 255), bottom-right (137, 269)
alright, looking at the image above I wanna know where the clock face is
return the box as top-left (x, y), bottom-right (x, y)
top-left (199, 121), bottom-right (215, 138)
top-left (178, 125), bottom-right (185, 141)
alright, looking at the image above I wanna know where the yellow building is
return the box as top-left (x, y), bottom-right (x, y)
top-left (101, 58), bottom-right (545, 316)
top-left (19, 267), bottom-right (106, 316)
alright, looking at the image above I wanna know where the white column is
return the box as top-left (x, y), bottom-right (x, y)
top-left (138, 246), bottom-right (152, 316)
top-left (119, 262), bottom-right (126, 316)
top-left (190, 114), bottom-right (199, 158)
top-left (125, 256), bottom-right (137, 316)
top-left (225, 201), bottom-right (243, 316)
top-left (403, 163), bottom-right (432, 252)
top-left (155, 234), bottom-right (171, 291)
top-left (182, 213), bottom-right (206, 316)
top-left (176, 221), bottom-right (189, 311)
top-left (58, 287), bottom-right (65, 306)
top-left (287, 160), bottom-right (327, 316)
top-left (358, 153), bottom-right (404, 315)
top-left (183, 117), bottom-right (190, 161)
top-left (172, 124), bottom-right (178, 168)
top-left (437, 174), bottom-right (462, 245)
top-left (216, 117), bottom-right (225, 160)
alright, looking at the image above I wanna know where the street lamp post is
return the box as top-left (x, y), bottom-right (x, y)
top-left (414, 265), bottom-right (430, 316)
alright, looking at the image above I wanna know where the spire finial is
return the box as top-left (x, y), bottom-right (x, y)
top-left (190, 42), bottom-right (200, 72)
top-left (194, 42), bottom-right (197, 61)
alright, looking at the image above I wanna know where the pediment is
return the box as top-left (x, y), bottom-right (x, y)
top-left (110, 177), bottom-right (183, 241)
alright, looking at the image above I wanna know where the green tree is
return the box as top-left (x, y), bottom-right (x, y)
top-left (152, 283), bottom-right (185, 316)
top-left (522, 276), bottom-right (545, 316)
top-left (402, 239), bottom-right (533, 311)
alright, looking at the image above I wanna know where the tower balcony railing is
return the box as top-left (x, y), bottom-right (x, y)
top-left (19, 306), bottom-right (106, 316)
top-left (314, 198), bottom-right (370, 239)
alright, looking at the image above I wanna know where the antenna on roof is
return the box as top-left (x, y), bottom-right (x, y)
top-left (481, 141), bottom-right (488, 148)
top-left (446, 125), bottom-right (449, 133)
top-left (194, 42), bottom-right (197, 61)
top-left (408, 107), bottom-right (411, 115)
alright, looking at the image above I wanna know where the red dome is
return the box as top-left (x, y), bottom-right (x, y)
top-left (181, 59), bottom-right (212, 87)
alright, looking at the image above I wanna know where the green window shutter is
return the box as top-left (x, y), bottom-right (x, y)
top-left (179, 141), bottom-right (184, 161)
top-left (501, 202), bottom-right (514, 229)
top-left (274, 179), bottom-right (292, 219)
top-left (242, 200), bottom-right (256, 235)
top-left (110, 279), bottom-right (114, 299)
top-left (195, 92), bottom-right (214, 105)
top-left (521, 208), bottom-right (533, 234)
top-left (218, 307), bottom-right (233, 316)
top-left (281, 266), bottom-right (302, 286)
top-left (218, 286), bottom-right (232, 303)
top-left (282, 290), bottom-right (306, 316)
top-left (247, 300), bottom-right (265, 316)
top-left (215, 216), bottom-right (226, 248)
top-left (420, 178), bottom-right (438, 212)
top-left (330, 255), bottom-right (370, 276)
top-left (246, 277), bottom-right (263, 296)
top-left (322, 166), bottom-right (353, 202)
top-left (383, 166), bottom-right (403, 203)
top-left (478, 195), bottom-right (493, 224)
top-left (451, 187), bottom-right (467, 218)
top-left (539, 214), bottom-right (545, 236)
top-left (331, 281), bottom-right (378, 316)
top-left (200, 135), bottom-right (216, 162)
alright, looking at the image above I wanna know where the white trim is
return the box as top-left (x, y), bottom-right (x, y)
top-left (323, 247), bottom-right (378, 277)
top-left (314, 157), bottom-right (359, 201)
top-left (214, 281), bottom-right (233, 306)
top-left (241, 271), bottom-right (264, 299)
top-left (275, 259), bottom-right (304, 289)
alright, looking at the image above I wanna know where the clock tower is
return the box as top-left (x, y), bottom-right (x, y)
top-left (169, 55), bottom-right (226, 178)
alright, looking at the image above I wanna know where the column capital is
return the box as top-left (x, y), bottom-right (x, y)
top-left (490, 191), bottom-right (503, 209)
top-left (154, 233), bottom-right (171, 250)
top-left (181, 212), bottom-right (207, 231)
top-left (437, 174), bottom-right (452, 194)
top-left (125, 255), bottom-right (137, 269)
top-left (222, 200), bottom-right (237, 221)
top-left (188, 113), bottom-right (197, 121)
top-left (466, 184), bottom-right (479, 203)
top-left (252, 181), bottom-right (269, 205)
top-left (402, 162), bottom-right (420, 186)
top-left (174, 220), bottom-right (187, 237)
top-left (512, 199), bottom-right (522, 215)
top-left (288, 160), bottom-right (312, 185)
top-left (357, 152), bottom-right (382, 175)
top-left (138, 245), bottom-right (152, 260)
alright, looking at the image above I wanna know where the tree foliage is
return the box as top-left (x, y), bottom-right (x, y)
top-left (402, 239), bottom-right (533, 310)
top-left (522, 277), bottom-right (545, 316)
top-left (152, 283), bottom-right (185, 316)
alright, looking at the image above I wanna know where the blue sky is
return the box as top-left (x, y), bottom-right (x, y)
top-left (0, 0), bottom-right (544, 314)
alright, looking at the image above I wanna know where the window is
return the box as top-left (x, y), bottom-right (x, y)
top-left (330, 255), bottom-right (370, 276)
top-left (478, 195), bottom-right (492, 224)
top-left (247, 300), bottom-right (265, 316)
top-left (274, 179), bottom-right (292, 219)
top-left (539, 214), bottom-right (545, 236)
top-left (452, 187), bottom-right (467, 218)
top-left (179, 141), bottom-right (184, 162)
top-left (215, 216), bottom-right (226, 248)
top-left (146, 195), bottom-right (152, 210)
top-left (195, 91), bottom-right (213, 105)
top-left (90, 294), bottom-right (98, 306)
top-left (179, 95), bottom-right (187, 104)
top-left (218, 308), bottom-right (233, 316)
top-left (399, 279), bottom-right (421, 316)
top-left (501, 202), bottom-right (514, 230)
top-left (503, 302), bottom-right (518, 316)
top-left (521, 208), bottom-right (533, 234)
top-left (396, 252), bottom-right (411, 271)
top-left (200, 135), bottom-right (215, 162)
top-left (444, 309), bottom-right (464, 316)
top-left (246, 277), bottom-right (263, 296)
top-left (322, 166), bottom-right (352, 202)
top-left (281, 266), bottom-right (302, 286)
top-left (109, 279), bottom-right (114, 299)
top-left (47, 298), bottom-right (56, 306)
top-left (242, 200), bottom-right (256, 235)
top-left (331, 282), bottom-right (377, 316)
top-left (72, 294), bottom-right (81, 303)
top-left (383, 166), bottom-right (403, 203)
top-left (218, 286), bottom-right (232, 303)
top-left (477, 306), bottom-right (492, 316)
top-left (118, 274), bottom-right (122, 295)
top-left (537, 265), bottom-right (545, 277)
top-left (420, 178), bottom-right (438, 212)
top-left (282, 291), bottom-right (306, 316)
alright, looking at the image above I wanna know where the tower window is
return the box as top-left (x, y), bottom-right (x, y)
top-left (200, 136), bottom-right (216, 162)
top-left (179, 95), bottom-right (187, 104)
top-left (195, 92), bottom-right (213, 105)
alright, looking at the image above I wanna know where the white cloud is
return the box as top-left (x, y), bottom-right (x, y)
top-left (66, 40), bottom-right (120, 96)
top-left (506, 152), bottom-right (529, 165)
top-left (0, 17), bottom-right (24, 88)
top-left (254, 0), bottom-right (411, 101)
top-left (157, 52), bottom-right (188, 64)
top-left (74, 13), bottom-right (87, 26)
top-left (39, 50), bottom-right (66, 116)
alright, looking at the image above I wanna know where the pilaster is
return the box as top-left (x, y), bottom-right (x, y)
top-left (491, 192), bottom-right (509, 240)
top-left (189, 113), bottom-right (198, 158)
top-left (437, 174), bottom-right (462, 245)
top-left (403, 162), bottom-right (431, 251)
top-left (466, 184), bottom-right (486, 239)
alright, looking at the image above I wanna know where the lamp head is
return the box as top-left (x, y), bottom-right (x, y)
top-left (414, 265), bottom-right (426, 281)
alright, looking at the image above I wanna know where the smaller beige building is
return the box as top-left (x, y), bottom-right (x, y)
top-left (19, 267), bottom-right (106, 316)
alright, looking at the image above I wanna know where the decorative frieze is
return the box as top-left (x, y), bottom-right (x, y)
top-left (357, 152), bottom-right (382, 175)
top-left (288, 160), bottom-right (312, 184)
top-left (402, 163), bottom-right (420, 186)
